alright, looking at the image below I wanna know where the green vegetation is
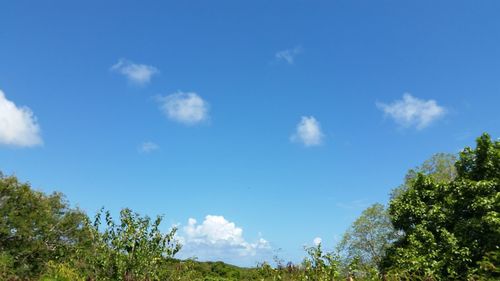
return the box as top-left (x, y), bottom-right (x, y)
top-left (382, 133), bottom-right (500, 280)
top-left (337, 203), bottom-right (399, 279)
top-left (1, 133), bottom-right (498, 280)
top-left (0, 175), bottom-right (88, 279)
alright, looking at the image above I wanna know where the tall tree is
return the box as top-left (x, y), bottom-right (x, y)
top-left (338, 203), bottom-right (398, 278)
top-left (338, 153), bottom-right (458, 278)
top-left (390, 153), bottom-right (457, 200)
top-left (382, 133), bottom-right (500, 279)
top-left (0, 173), bottom-right (89, 278)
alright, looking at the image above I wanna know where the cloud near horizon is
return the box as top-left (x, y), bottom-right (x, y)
top-left (111, 59), bottom-right (159, 85)
top-left (0, 90), bottom-right (42, 147)
top-left (177, 215), bottom-right (271, 266)
top-left (291, 116), bottom-right (324, 147)
top-left (376, 93), bottom-right (446, 129)
top-left (157, 91), bottom-right (209, 125)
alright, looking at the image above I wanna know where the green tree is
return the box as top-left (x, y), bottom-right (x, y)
top-left (78, 208), bottom-right (181, 281)
top-left (301, 243), bottom-right (341, 281)
top-left (338, 154), bottom-right (457, 279)
top-left (382, 133), bottom-right (500, 279)
top-left (390, 153), bottom-right (457, 200)
top-left (338, 203), bottom-right (397, 279)
top-left (0, 173), bottom-right (89, 278)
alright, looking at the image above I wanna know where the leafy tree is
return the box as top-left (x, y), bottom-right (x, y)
top-left (301, 243), bottom-right (341, 281)
top-left (382, 133), bottom-right (500, 279)
top-left (456, 134), bottom-right (500, 181)
top-left (0, 173), bottom-right (89, 278)
top-left (338, 154), bottom-right (457, 279)
top-left (391, 153), bottom-right (457, 200)
top-left (77, 208), bottom-right (181, 281)
top-left (338, 203), bottom-right (398, 278)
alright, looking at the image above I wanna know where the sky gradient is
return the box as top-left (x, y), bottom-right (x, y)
top-left (1, 0), bottom-right (499, 266)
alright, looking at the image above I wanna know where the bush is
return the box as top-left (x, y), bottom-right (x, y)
top-left (40, 261), bottom-right (85, 281)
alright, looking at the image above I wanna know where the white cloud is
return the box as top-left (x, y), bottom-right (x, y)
top-left (139, 141), bottom-right (159, 153)
top-left (291, 116), bottom-right (324, 147)
top-left (157, 92), bottom-right (209, 125)
top-left (0, 90), bottom-right (42, 147)
top-left (376, 93), bottom-right (446, 129)
top-left (177, 215), bottom-right (271, 265)
top-left (313, 237), bottom-right (322, 246)
top-left (111, 59), bottom-right (158, 85)
top-left (275, 46), bottom-right (302, 64)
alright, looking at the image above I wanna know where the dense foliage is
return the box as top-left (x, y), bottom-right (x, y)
top-left (382, 133), bottom-right (499, 279)
top-left (0, 174), bottom-right (182, 281)
top-left (0, 174), bottom-right (88, 279)
top-left (0, 133), bottom-right (498, 280)
top-left (75, 208), bottom-right (181, 281)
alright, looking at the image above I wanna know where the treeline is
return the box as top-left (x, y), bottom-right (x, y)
top-left (0, 133), bottom-right (498, 280)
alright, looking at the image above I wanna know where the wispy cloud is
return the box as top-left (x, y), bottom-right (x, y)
top-left (275, 46), bottom-right (302, 64)
top-left (177, 215), bottom-right (271, 265)
top-left (157, 91), bottom-right (209, 125)
top-left (139, 141), bottom-right (159, 153)
top-left (0, 90), bottom-right (42, 147)
top-left (291, 116), bottom-right (324, 147)
top-left (376, 93), bottom-right (446, 130)
top-left (111, 58), bottom-right (159, 85)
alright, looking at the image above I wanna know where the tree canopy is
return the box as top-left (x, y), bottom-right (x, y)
top-left (0, 173), bottom-right (182, 281)
top-left (339, 153), bottom-right (459, 279)
top-left (0, 173), bottom-right (88, 278)
top-left (338, 203), bottom-right (398, 278)
top-left (382, 133), bottom-right (500, 279)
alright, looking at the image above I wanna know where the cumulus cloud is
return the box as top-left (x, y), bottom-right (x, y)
top-left (291, 116), bottom-right (324, 147)
top-left (313, 237), bottom-right (322, 246)
top-left (157, 92), bottom-right (209, 125)
top-left (0, 90), bottom-right (42, 147)
top-left (111, 59), bottom-right (158, 85)
top-left (376, 93), bottom-right (446, 129)
top-left (177, 215), bottom-right (271, 265)
top-left (275, 46), bottom-right (302, 64)
top-left (139, 141), bottom-right (159, 153)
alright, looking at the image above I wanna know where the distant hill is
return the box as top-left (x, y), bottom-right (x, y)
top-left (163, 258), bottom-right (262, 280)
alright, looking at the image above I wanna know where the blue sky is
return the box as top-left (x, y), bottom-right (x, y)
top-left (1, 0), bottom-right (499, 266)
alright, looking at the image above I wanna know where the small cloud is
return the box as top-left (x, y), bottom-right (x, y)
top-left (313, 237), bottom-right (322, 246)
top-left (291, 116), bottom-right (324, 147)
top-left (0, 90), bottom-right (42, 147)
top-left (275, 46), bottom-right (302, 64)
top-left (139, 141), bottom-right (159, 153)
top-left (177, 215), bottom-right (271, 266)
top-left (111, 58), bottom-right (158, 85)
top-left (376, 93), bottom-right (446, 130)
top-left (157, 91), bottom-right (209, 125)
